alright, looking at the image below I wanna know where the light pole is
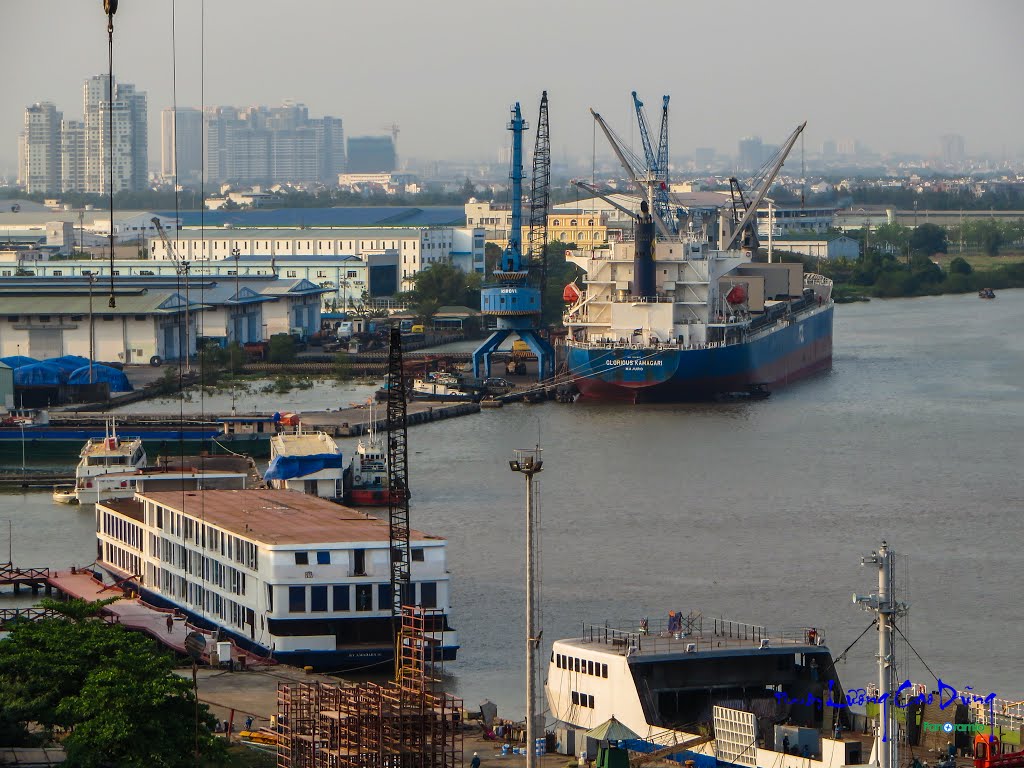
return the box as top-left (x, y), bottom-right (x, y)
top-left (88, 274), bottom-right (96, 384)
top-left (508, 447), bottom-right (544, 768)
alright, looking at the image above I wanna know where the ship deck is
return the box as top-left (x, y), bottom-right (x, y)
top-left (561, 615), bottom-right (826, 658)
top-left (271, 431), bottom-right (340, 457)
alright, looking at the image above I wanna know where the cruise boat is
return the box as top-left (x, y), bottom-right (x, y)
top-left (73, 422), bottom-right (147, 504)
top-left (264, 426), bottom-right (345, 500)
top-left (546, 613), bottom-right (865, 768)
top-left (94, 488), bottom-right (458, 669)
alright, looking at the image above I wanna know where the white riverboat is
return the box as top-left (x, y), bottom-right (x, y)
top-left (546, 613), bottom-right (868, 767)
top-left (73, 422), bottom-right (147, 504)
top-left (95, 488), bottom-right (459, 669)
top-left (265, 427), bottom-right (345, 500)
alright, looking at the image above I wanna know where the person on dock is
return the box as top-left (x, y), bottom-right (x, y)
top-left (245, 715), bottom-right (254, 731)
top-left (166, 614), bottom-right (173, 633)
top-left (471, 752), bottom-right (481, 768)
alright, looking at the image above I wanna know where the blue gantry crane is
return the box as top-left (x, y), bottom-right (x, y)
top-left (631, 91), bottom-right (674, 236)
top-left (472, 100), bottom-right (554, 382)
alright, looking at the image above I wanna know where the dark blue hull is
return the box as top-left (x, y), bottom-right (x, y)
top-left (129, 582), bottom-right (458, 671)
top-left (569, 306), bottom-right (833, 402)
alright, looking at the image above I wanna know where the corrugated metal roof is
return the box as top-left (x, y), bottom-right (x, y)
top-left (164, 206), bottom-right (466, 228)
top-left (123, 489), bottom-right (444, 545)
top-left (0, 290), bottom-right (203, 314)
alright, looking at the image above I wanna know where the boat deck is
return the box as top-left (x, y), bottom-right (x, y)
top-left (271, 431), bottom-right (340, 457)
top-left (563, 615), bottom-right (826, 657)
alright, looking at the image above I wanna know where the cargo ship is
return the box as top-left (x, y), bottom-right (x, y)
top-left (564, 114), bottom-right (832, 402)
top-left (563, 236), bottom-right (833, 402)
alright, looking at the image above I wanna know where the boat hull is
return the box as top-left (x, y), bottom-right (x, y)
top-left (0, 431), bottom-right (271, 462)
top-left (569, 305), bottom-right (833, 403)
top-left (348, 488), bottom-right (404, 506)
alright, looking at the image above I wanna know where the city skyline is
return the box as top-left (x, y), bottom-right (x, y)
top-left (4, 0), bottom-right (1023, 178)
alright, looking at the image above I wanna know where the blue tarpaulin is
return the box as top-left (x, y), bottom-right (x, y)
top-left (14, 362), bottom-right (67, 387)
top-left (264, 453), bottom-right (345, 481)
top-left (0, 356), bottom-right (38, 369)
top-left (42, 355), bottom-right (92, 374)
top-left (69, 364), bottom-right (133, 392)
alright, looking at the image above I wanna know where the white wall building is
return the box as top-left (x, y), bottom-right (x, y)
top-left (83, 75), bottom-right (148, 194)
top-left (18, 102), bottom-right (63, 194)
top-left (772, 235), bottom-right (860, 261)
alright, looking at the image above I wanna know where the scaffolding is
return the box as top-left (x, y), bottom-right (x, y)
top-left (277, 607), bottom-right (462, 768)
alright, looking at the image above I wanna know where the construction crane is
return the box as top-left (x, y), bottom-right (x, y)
top-left (151, 217), bottom-right (192, 372)
top-left (632, 91), bottom-right (673, 235)
top-left (720, 122), bottom-right (807, 254)
top-left (385, 327), bottom-right (411, 679)
top-left (527, 91), bottom-right (551, 325)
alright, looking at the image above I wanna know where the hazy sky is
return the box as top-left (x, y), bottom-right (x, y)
top-left (5, 0), bottom-right (1023, 176)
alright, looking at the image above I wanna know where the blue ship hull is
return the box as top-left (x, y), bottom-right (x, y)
top-left (569, 306), bottom-right (833, 402)
top-left (129, 581), bottom-right (458, 671)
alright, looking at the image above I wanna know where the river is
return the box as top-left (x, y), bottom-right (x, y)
top-left (2, 290), bottom-right (1022, 721)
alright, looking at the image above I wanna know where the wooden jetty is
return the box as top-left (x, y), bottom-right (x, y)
top-left (0, 563), bottom-right (52, 594)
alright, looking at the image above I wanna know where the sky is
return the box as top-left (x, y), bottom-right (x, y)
top-left (4, 0), bottom-right (1024, 176)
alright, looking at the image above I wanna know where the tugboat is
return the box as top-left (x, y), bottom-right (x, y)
top-left (979, 287), bottom-right (996, 299)
top-left (347, 409), bottom-right (404, 506)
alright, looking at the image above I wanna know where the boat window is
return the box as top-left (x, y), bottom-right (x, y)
top-left (310, 586), bottom-right (328, 612)
top-left (288, 586), bottom-right (306, 613)
top-left (412, 549), bottom-right (425, 562)
top-left (602, 664), bottom-right (608, 678)
top-left (588, 695), bottom-right (595, 708)
top-left (267, 585), bottom-right (274, 612)
top-left (378, 584), bottom-right (392, 611)
top-left (294, 552), bottom-right (309, 565)
top-left (587, 660), bottom-right (594, 675)
top-left (571, 691), bottom-right (579, 706)
top-left (353, 549), bottom-right (366, 575)
top-left (575, 658), bottom-right (581, 672)
top-left (355, 584), bottom-right (372, 611)
top-left (420, 582), bottom-right (437, 608)
top-left (333, 585), bottom-right (350, 611)
top-left (316, 551), bottom-right (330, 565)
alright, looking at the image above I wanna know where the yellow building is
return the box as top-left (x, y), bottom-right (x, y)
top-left (465, 201), bottom-right (610, 250)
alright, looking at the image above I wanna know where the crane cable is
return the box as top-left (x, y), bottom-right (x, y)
top-left (104, 0), bottom-right (117, 308)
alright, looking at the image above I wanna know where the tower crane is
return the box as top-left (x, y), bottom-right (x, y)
top-left (527, 92), bottom-right (551, 325)
top-left (385, 327), bottom-right (411, 679)
top-left (720, 122), bottom-right (807, 254)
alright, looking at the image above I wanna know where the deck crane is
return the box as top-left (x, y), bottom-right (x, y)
top-left (472, 98), bottom-right (555, 382)
top-left (632, 92), bottom-right (673, 235)
top-left (527, 91), bottom-right (551, 325)
top-left (151, 217), bottom-right (192, 370)
top-left (720, 122), bottom-right (807, 254)
top-left (385, 327), bottom-right (412, 679)
top-left (590, 108), bottom-right (674, 242)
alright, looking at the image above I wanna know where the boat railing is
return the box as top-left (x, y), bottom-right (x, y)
top-left (578, 618), bottom-right (823, 654)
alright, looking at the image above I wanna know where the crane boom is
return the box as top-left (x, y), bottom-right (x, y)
top-left (386, 327), bottom-right (411, 680)
top-left (721, 121), bottom-right (807, 252)
top-left (632, 91), bottom-right (657, 173)
top-left (589, 108), bottom-right (673, 241)
top-left (528, 91), bottom-right (551, 323)
top-left (572, 180), bottom-right (640, 220)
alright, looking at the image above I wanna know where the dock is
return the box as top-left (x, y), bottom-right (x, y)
top-left (0, 566), bottom-right (273, 669)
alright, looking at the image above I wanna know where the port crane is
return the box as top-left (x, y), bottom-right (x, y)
top-left (632, 91), bottom-right (674, 235)
top-left (385, 327), bottom-right (412, 678)
top-left (527, 91), bottom-right (551, 324)
top-left (720, 122), bottom-right (807, 254)
top-left (472, 97), bottom-right (555, 382)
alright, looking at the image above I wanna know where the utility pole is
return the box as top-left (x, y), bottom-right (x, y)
top-left (88, 274), bottom-right (95, 384)
top-left (855, 541), bottom-right (906, 768)
top-left (509, 447), bottom-right (544, 768)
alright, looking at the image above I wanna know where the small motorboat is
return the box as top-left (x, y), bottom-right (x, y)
top-left (52, 485), bottom-right (78, 504)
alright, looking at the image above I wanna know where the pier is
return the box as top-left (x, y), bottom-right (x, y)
top-left (0, 563), bottom-right (52, 594)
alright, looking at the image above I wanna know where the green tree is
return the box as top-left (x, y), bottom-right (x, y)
top-left (948, 256), bottom-right (973, 275)
top-left (909, 223), bottom-right (948, 256)
top-left (542, 241), bottom-right (583, 326)
top-left (0, 598), bottom-right (222, 766)
top-left (268, 333), bottom-right (297, 363)
top-left (484, 242), bottom-right (503, 277)
top-left (406, 262), bottom-right (481, 319)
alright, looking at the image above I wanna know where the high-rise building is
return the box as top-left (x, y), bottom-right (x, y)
top-left (940, 134), bottom-right (966, 166)
top-left (694, 147), bottom-right (715, 170)
top-left (347, 136), bottom-right (396, 174)
top-left (18, 102), bottom-right (63, 194)
top-left (737, 136), bottom-right (763, 173)
top-left (82, 74), bottom-right (148, 194)
top-left (201, 104), bottom-right (344, 184)
top-left (161, 107), bottom-right (203, 181)
top-left (60, 119), bottom-right (85, 193)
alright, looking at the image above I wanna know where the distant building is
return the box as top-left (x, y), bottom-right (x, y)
top-left (694, 147), bottom-right (715, 169)
top-left (773, 234), bottom-right (860, 261)
top-left (346, 136), bottom-right (396, 174)
top-left (202, 104), bottom-right (344, 185)
top-left (940, 134), bottom-right (966, 166)
top-left (60, 119), bottom-right (85, 193)
top-left (738, 136), bottom-right (763, 172)
top-left (548, 210), bottom-right (608, 247)
top-left (18, 102), bottom-right (63, 194)
top-left (82, 75), bottom-right (148, 194)
top-left (161, 107), bottom-right (203, 181)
